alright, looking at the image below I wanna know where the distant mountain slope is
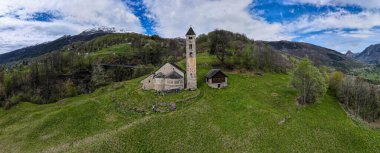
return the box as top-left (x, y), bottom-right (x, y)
top-left (355, 44), bottom-right (380, 64)
top-left (0, 29), bottom-right (114, 65)
top-left (264, 41), bottom-right (364, 72)
top-left (0, 28), bottom-right (366, 72)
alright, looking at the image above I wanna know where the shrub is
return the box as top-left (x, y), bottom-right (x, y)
top-left (291, 59), bottom-right (327, 105)
top-left (4, 94), bottom-right (23, 109)
top-left (329, 71), bottom-right (344, 95)
top-left (31, 95), bottom-right (44, 104)
top-left (335, 76), bottom-right (379, 122)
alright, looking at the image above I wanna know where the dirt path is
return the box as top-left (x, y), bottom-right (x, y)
top-left (42, 115), bottom-right (154, 153)
top-left (42, 90), bottom-right (202, 153)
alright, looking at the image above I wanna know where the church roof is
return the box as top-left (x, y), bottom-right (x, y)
top-left (166, 71), bottom-right (184, 79)
top-left (169, 63), bottom-right (185, 73)
top-left (155, 72), bottom-right (165, 78)
top-left (186, 27), bottom-right (196, 35)
top-left (205, 69), bottom-right (227, 79)
top-left (154, 71), bottom-right (183, 79)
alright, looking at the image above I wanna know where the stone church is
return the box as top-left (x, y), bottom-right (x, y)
top-left (141, 27), bottom-right (197, 91)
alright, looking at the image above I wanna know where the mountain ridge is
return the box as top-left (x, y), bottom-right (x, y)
top-left (263, 40), bottom-right (364, 72)
top-left (0, 30), bottom-right (366, 72)
top-left (0, 28), bottom-right (125, 65)
top-left (355, 43), bottom-right (380, 64)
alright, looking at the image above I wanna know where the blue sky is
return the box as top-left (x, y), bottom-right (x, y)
top-left (1, 0), bottom-right (380, 54)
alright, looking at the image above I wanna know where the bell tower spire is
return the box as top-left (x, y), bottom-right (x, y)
top-left (186, 27), bottom-right (197, 90)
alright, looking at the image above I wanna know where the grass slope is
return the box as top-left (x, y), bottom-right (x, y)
top-left (0, 54), bottom-right (379, 153)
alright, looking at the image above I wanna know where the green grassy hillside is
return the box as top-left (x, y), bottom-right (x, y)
top-left (0, 54), bottom-right (379, 153)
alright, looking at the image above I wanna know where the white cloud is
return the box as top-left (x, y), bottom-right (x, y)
top-left (143, 0), bottom-right (380, 53)
top-left (143, 0), bottom-right (292, 40)
top-left (284, 10), bottom-right (380, 33)
top-left (0, 0), bottom-right (143, 54)
top-left (296, 29), bottom-right (380, 53)
top-left (277, 1), bottom-right (380, 52)
top-left (284, 0), bottom-right (380, 9)
top-left (284, 10), bottom-right (380, 52)
top-left (1, 0), bottom-right (380, 55)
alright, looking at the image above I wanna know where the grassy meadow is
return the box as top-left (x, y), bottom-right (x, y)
top-left (0, 54), bottom-right (379, 152)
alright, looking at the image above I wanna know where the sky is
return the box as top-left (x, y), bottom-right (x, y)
top-left (1, 0), bottom-right (380, 54)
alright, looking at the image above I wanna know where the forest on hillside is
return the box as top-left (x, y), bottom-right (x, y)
top-left (0, 33), bottom-right (184, 108)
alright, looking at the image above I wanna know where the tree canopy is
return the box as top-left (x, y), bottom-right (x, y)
top-left (291, 59), bottom-right (327, 105)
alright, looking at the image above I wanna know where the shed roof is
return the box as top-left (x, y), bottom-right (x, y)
top-left (205, 69), bottom-right (227, 78)
top-left (186, 27), bottom-right (196, 36)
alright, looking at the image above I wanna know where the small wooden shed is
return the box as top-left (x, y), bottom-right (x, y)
top-left (205, 69), bottom-right (228, 88)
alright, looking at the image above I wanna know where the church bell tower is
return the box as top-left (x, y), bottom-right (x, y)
top-left (186, 27), bottom-right (197, 90)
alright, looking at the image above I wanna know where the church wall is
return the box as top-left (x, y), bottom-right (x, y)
top-left (152, 78), bottom-right (184, 91)
top-left (154, 78), bottom-right (165, 91)
top-left (164, 78), bottom-right (185, 90)
top-left (141, 74), bottom-right (154, 90)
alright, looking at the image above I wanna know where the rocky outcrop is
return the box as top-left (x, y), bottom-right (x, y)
top-left (345, 50), bottom-right (355, 58)
top-left (355, 44), bottom-right (380, 64)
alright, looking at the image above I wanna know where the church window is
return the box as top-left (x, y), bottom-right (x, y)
top-left (189, 36), bottom-right (193, 39)
top-left (190, 52), bottom-right (193, 57)
top-left (189, 44), bottom-right (193, 50)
